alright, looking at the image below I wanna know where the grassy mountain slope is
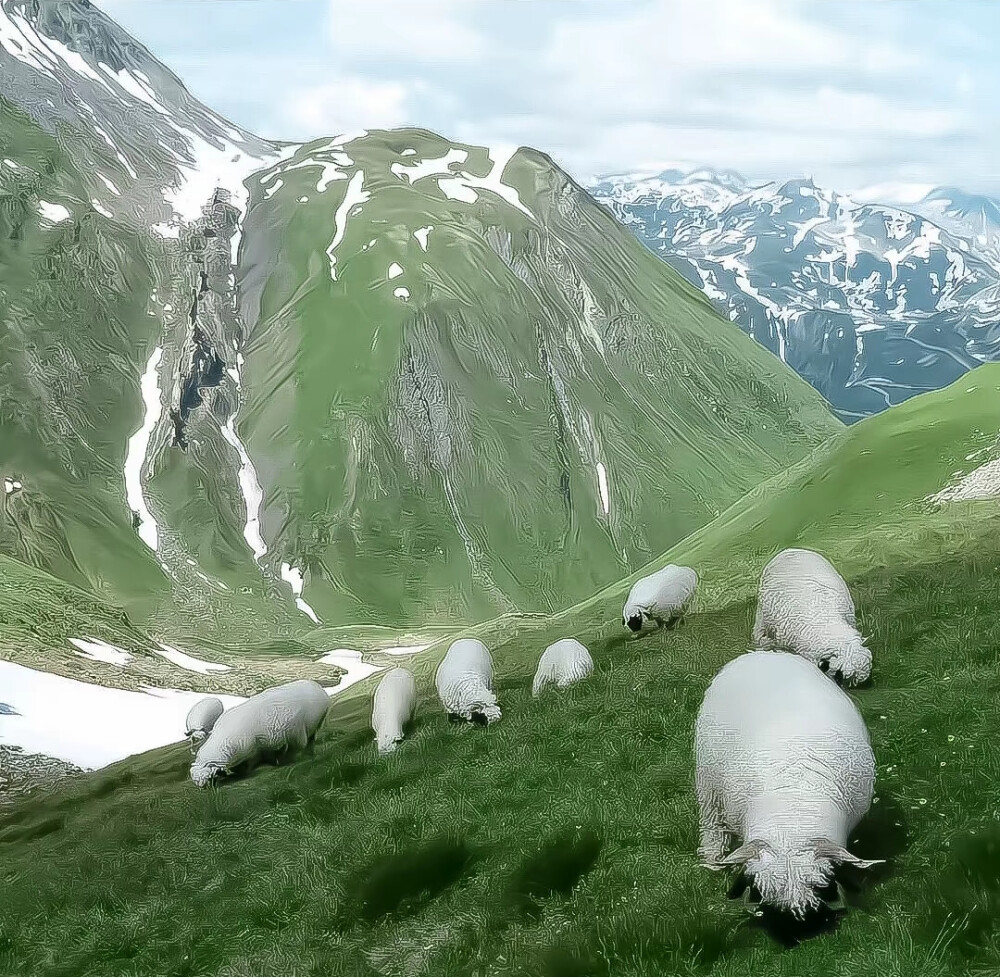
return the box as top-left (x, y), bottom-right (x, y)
top-left (0, 94), bottom-right (311, 646)
top-left (233, 128), bottom-right (843, 629)
top-left (0, 94), bottom-right (171, 616)
top-left (3, 373), bottom-right (999, 976)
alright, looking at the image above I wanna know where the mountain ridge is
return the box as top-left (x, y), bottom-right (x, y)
top-left (591, 167), bottom-right (1000, 421)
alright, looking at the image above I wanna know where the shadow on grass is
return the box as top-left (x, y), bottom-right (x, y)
top-left (917, 823), bottom-right (1000, 965)
top-left (504, 824), bottom-right (603, 921)
top-left (341, 834), bottom-right (477, 924)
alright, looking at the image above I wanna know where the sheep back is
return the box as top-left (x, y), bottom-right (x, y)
top-left (532, 638), bottom-right (594, 696)
top-left (190, 679), bottom-right (329, 786)
top-left (372, 667), bottom-right (417, 754)
top-left (695, 650), bottom-right (875, 847)
top-left (435, 638), bottom-right (500, 723)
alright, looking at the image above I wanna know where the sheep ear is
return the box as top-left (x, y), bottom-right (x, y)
top-left (810, 838), bottom-right (885, 869)
top-left (718, 839), bottom-right (770, 866)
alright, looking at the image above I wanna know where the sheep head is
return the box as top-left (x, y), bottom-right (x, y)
top-left (714, 837), bottom-right (883, 919)
top-left (622, 602), bottom-right (644, 633)
top-left (376, 731), bottom-right (402, 755)
top-left (189, 758), bottom-right (225, 787)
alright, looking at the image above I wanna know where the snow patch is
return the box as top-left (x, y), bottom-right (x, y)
top-left (414, 225), bottom-right (433, 250)
top-left (37, 200), bottom-right (71, 224)
top-left (279, 563), bottom-right (321, 625)
top-left (98, 173), bottom-right (121, 196)
top-left (387, 262), bottom-right (404, 280)
top-left (124, 347), bottom-right (164, 552)
top-left (218, 358), bottom-right (268, 563)
top-left (437, 145), bottom-right (535, 220)
top-left (317, 650), bottom-right (385, 696)
top-left (263, 178), bottom-right (283, 200)
top-left (152, 644), bottom-right (231, 674)
top-left (0, 659), bottom-right (246, 770)
top-left (394, 287), bottom-right (410, 300)
top-left (69, 638), bottom-right (132, 667)
top-left (90, 199), bottom-right (113, 218)
top-left (390, 148), bottom-right (468, 184)
top-left (380, 644), bottom-right (431, 656)
top-left (327, 170), bottom-right (371, 281)
top-left (596, 462), bottom-right (611, 515)
top-left (929, 455), bottom-right (1000, 505)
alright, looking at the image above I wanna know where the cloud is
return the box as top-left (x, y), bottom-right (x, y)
top-left (286, 76), bottom-right (416, 137)
top-left (326, 0), bottom-right (485, 63)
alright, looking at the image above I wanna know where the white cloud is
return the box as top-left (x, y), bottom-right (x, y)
top-left (287, 76), bottom-right (415, 138)
top-left (326, 0), bottom-right (485, 63)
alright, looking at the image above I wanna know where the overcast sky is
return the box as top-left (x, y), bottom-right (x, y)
top-left (97, 0), bottom-right (999, 200)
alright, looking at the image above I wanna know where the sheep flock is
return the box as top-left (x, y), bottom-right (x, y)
top-left (185, 545), bottom-right (887, 925)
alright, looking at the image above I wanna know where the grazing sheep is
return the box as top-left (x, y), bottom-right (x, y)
top-left (622, 564), bottom-right (698, 634)
top-left (753, 547), bottom-right (872, 686)
top-left (190, 679), bottom-right (329, 787)
top-left (532, 638), bottom-right (594, 696)
top-left (435, 638), bottom-right (501, 725)
top-left (184, 696), bottom-right (225, 753)
top-left (695, 650), bottom-right (883, 918)
top-left (372, 667), bottom-right (417, 754)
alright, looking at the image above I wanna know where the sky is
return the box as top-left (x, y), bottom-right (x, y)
top-left (97, 0), bottom-right (1000, 200)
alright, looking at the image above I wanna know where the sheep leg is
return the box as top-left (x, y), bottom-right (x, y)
top-left (751, 607), bottom-right (775, 649)
top-left (697, 795), bottom-right (732, 867)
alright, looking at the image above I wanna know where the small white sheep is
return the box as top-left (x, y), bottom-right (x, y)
top-left (184, 696), bottom-right (225, 753)
top-left (190, 679), bottom-right (330, 787)
top-left (531, 638), bottom-right (594, 696)
top-left (753, 547), bottom-right (872, 686)
top-left (695, 649), bottom-right (883, 918)
top-left (435, 637), bottom-right (501, 725)
top-left (622, 564), bottom-right (698, 633)
top-left (372, 667), bottom-right (417, 754)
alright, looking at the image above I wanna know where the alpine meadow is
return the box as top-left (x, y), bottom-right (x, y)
top-left (2, 2), bottom-right (1000, 976)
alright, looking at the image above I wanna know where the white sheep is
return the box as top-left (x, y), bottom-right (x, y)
top-left (531, 638), bottom-right (594, 696)
top-left (622, 564), bottom-right (698, 633)
top-left (190, 679), bottom-right (330, 787)
top-left (372, 667), bottom-right (417, 754)
top-left (695, 649), bottom-right (883, 918)
top-left (184, 696), bottom-right (225, 753)
top-left (435, 638), bottom-right (501, 725)
top-left (752, 547), bottom-right (872, 686)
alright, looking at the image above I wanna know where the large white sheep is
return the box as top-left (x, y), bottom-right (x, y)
top-left (190, 679), bottom-right (330, 787)
top-left (435, 638), bottom-right (501, 725)
top-left (184, 696), bottom-right (225, 753)
top-left (622, 564), bottom-right (698, 634)
top-left (531, 638), bottom-right (594, 696)
top-left (695, 650), bottom-right (883, 918)
top-left (372, 667), bottom-right (417, 754)
top-left (753, 547), bottom-right (872, 686)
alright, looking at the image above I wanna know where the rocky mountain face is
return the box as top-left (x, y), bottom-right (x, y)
top-left (591, 169), bottom-right (1000, 421)
top-left (1, 0), bottom-right (841, 640)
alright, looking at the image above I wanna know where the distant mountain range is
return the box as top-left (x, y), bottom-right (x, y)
top-left (590, 169), bottom-right (1000, 420)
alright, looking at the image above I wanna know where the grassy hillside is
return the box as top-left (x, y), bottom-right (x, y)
top-left (0, 96), bottom-right (172, 617)
top-left (2, 372), bottom-right (999, 976)
top-left (233, 128), bottom-right (842, 628)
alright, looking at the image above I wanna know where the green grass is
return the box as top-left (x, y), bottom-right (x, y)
top-left (3, 529), bottom-right (1000, 975)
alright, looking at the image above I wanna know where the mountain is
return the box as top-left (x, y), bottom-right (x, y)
top-left (0, 0), bottom-right (843, 641)
top-left (591, 168), bottom-right (1000, 421)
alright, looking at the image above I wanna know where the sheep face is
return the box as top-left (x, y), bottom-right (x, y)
top-left (818, 638), bottom-right (872, 687)
top-left (623, 603), bottom-right (644, 632)
top-left (472, 702), bottom-right (502, 725)
top-left (376, 732), bottom-right (402, 755)
top-left (190, 758), bottom-right (225, 787)
top-left (719, 837), bottom-right (884, 919)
